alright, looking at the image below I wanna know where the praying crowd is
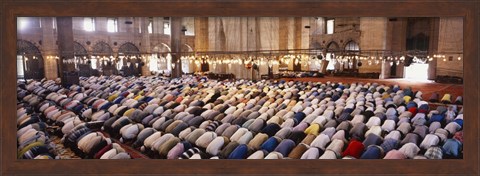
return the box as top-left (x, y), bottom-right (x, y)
top-left (17, 75), bottom-right (464, 159)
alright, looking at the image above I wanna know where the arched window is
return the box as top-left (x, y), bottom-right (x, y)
top-left (345, 41), bottom-right (360, 51)
top-left (151, 43), bottom-right (171, 73)
top-left (73, 41), bottom-right (87, 70)
top-left (17, 40), bottom-right (44, 80)
top-left (118, 42), bottom-right (140, 54)
top-left (149, 55), bottom-right (159, 72)
top-left (181, 44), bottom-right (194, 74)
top-left (118, 42), bottom-right (141, 76)
top-left (344, 41), bottom-right (360, 70)
top-left (91, 41), bottom-right (113, 71)
top-left (326, 42), bottom-right (339, 70)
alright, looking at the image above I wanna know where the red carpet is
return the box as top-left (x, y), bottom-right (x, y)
top-left (281, 76), bottom-right (463, 101)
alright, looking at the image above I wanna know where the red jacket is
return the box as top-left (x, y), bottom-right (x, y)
top-left (342, 139), bottom-right (365, 159)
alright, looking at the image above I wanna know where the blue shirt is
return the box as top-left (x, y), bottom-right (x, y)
top-left (442, 139), bottom-right (462, 157)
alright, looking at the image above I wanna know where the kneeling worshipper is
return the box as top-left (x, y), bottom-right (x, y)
top-left (16, 75), bottom-right (464, 160)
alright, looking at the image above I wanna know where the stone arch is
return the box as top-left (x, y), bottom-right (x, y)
top-left (73, 41), bottom-right (92, 76)
top-left (152, 43), bottom-right (171, 53)
top-left (17, 40), bottom-right (42, 55)
top-left (182, 44), bottom-right (194, 52)
top-left (17, 39), bottom-right (44, 80)
top-left (92, 41), bottom-right (113, 56)
top-left (326, 41), bottom-right (340, 52)
top-left (73, 41), bottom-right (88, 55)
top-left (117, 42), bottom-right (141, 76)
top-left (344, 40), bottom-right (360, 51)
top-left (311, 42), bottom-right (322, 49)
top-left (118, 42), bottom-right (140, 55)
top-left (180, 44), bottom-right (194, 74)
top-left (149, 43), bottom-right (172, 73)
top-left (324, 41), bottom-right (340, 71)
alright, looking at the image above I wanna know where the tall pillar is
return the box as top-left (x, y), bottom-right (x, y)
top-left (294, 17), bottom-right (303, 50)
top-left (380, 61), bottom-right (391, 79)
top-left (194, 17), bottom-right (209, 52)
top-left (360, 17), bottom-right (388, 76)
top-left (140, 17), bottom-right (152, 76)
top-left (385, 18), bottom-right (409, 78)
top-left (279, 17), bottom-right (289, 51)
top-left (428, 18), bottom-right (440, 80)
top-left (170, 17), bottom-right (183, 78)
top-left (436, 17), bottom-right (463, 78)
top-left (41, 17), bottom-right (58, 80)
top-left (56, 17), bottom-right (78, 86)
top-left (194, 17), bottom-right (209, 72)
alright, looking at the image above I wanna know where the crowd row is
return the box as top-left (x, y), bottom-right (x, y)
top-left (17, 75), bottom-right (463, 159)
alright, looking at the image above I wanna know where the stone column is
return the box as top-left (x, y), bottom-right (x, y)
top-left (41, 17), bottom-right (58, 80)
top-left (140, 17), bottom-right (152, 76)
top-left (380, 61), bottom-right (391, 79)
top-left (387, 18), bottom-right (408, 78)
top-left (170, 17), bottom-right (182, 78)
top-left (428, 18), bottom-right (440, 80)
top-left (56, 17), bottom-right (78, 86)
top-left (279, 17), bottom-right (289, 51)
top-left (360, 17), bottom-right (388, 77)
top-left (194, 17), bottom-right (209, 72)
top-left (436, 17), bottom-right (463, 78)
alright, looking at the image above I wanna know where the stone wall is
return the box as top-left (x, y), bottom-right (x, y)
top-left (436, 17), bottom-right (463, 78)
top-left (386, 18), bottom-right (408, 78)
top-left (195, 17), bottom-right (314, 80)
top-left (311, 17), bottom-right (361, 50)
top-left (359, 17), bottom-right (387, 75)
top-left (17, 17), bottom-right (464, 80)
top-left (18, 17), bottom-right (195, 80)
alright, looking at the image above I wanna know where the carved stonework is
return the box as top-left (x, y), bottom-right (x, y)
top-left (344, 41), bottom-right (360, 51)
top-left (17, 40), bottom-right (42, 55)
top-left (118, 42), bottom-right (140, 54)
top-left (92, 41), bottom-right (113, 55)
top-left (17, 40), bottom-right (44, 79)
top-left (74, 41), bottom-right (88, 55)
top-left (152, 43), bottom-right (171, 53)
top-left (327, 41), bottom-right (340, 51)
top-left (311, 42), bottom-right (322, 49)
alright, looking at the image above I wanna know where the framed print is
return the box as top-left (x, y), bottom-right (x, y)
top-left (1, 0), bottom-right (479, 175)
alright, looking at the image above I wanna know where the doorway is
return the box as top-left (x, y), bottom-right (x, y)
top-left (404, 63), bottom-right (429, 80)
